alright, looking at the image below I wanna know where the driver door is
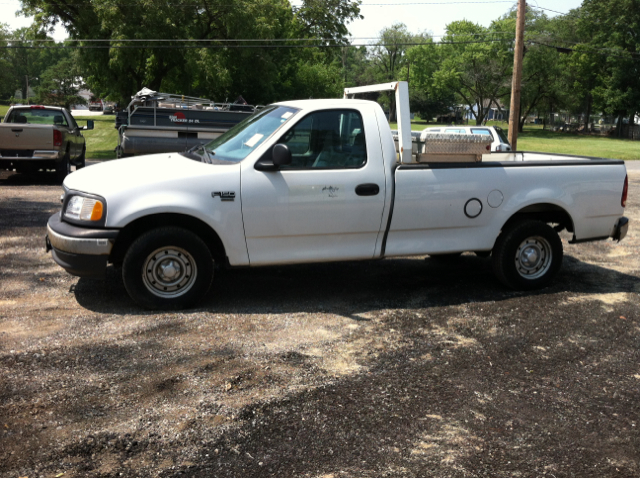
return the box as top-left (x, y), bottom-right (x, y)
top-left (240, 107), bottom-right (387, 265)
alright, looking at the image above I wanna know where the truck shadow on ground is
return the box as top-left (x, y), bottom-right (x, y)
top-left (73, 253), bottom-right (640, 317)
top-left (0, 170), bottom-right (63, 186)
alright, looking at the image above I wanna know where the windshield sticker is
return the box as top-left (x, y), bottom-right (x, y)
top-left (244, 133), bottom-right (264, 148)
top-left (281, 111), bottom-right (293, 119)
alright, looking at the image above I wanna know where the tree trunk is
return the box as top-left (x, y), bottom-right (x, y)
top-left (518, 98), bottom-right (524, 133)
top-left (584, 94), bottom-right (592, 132)
top-left (616, 113), bottom-right (624, 138)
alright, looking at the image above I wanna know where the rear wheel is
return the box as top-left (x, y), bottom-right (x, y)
top-left (122, 227), bottom-right (214, 310)
top-left (55, 148), bottom-right (71, 183)
top-left (492, 219), bottom-right (563, 290)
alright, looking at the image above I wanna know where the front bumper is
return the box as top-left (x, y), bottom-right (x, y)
top-left (46, 213), bottom-right (119, 277)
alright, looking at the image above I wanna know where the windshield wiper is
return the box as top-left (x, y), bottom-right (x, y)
top-left (180, 144), bottom-right (209, 163)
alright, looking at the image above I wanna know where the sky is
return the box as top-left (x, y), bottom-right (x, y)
top-left (4, 0), bottom-right (585, 41)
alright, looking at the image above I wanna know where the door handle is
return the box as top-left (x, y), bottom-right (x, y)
top-left (11, 129), bottom-right (23, 132)
top-left (355, 183), bottom-right (380, 196)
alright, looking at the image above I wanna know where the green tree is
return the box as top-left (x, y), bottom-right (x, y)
top-left (0, 24), bottom-right (15, 99)
top-left (432, 19), bottom-right (513, 125)
top-left (577, 0), bottom-right (640, 133)
top-left (405, 38), bottom-right (456, 121)
top-left (20, 0), bottom-right (361, 105)
top-left (367, 23), bottom-right (428, 119)
top-left (36, 52), bottom-right (87, 109)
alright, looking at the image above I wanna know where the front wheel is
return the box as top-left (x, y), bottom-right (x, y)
top-left (122, 227), bottom-right (214, 310)
top-left (492, 220), bottom-right (563, 290)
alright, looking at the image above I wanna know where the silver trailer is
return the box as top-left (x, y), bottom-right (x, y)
top-left (116, 88), bottom-right (257, 157)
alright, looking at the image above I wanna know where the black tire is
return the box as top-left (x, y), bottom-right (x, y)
top-left (76, 146), bottom-right (86, 169)
top-left (492, 219), bottom-right (563, 290)
top-left (429, 252), bottom-right (462, 261)
top-left (55, 148), bottom-right (71, 183)
top-left (122, 227), bottom-right (214, 310)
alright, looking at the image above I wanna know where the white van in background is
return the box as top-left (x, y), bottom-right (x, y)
top-left (423, 125), bottom-right (512, 152)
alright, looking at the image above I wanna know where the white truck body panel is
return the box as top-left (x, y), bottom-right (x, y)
top-left (64, 154), bottom-right (250, 266)
top-left (387, 163), bottom-right (626, 256)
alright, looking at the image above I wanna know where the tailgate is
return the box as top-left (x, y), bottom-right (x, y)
top-left (0, 124), bottom-right (55, 152)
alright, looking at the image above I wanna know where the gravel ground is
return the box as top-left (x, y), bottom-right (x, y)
top-left (1, 165), bottom-right (639, 477)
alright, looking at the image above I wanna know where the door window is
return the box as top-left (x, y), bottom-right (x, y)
top-left (276, 109), bottom-right (367, 169)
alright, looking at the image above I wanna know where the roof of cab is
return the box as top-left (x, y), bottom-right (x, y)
top-left (273, 98), bottom-right (377, 111)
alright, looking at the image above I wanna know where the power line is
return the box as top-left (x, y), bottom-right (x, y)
top-left (0, 39), bottom-right (514, 49)
top-left (6, 32), bottom-right (516, 42)
top-left (528, 5), bottom-right (573, 16)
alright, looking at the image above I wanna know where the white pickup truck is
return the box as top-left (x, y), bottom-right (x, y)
top-left (45, 82), bottom-right (629, 309)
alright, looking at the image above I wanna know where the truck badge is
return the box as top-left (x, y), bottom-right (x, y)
top-left (211, 191), bottom-right (235, 202)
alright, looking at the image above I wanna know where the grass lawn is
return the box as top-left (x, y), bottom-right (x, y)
top-left (0, 104), bottom-right (10, 119)
top-left (518, 128), bottom-right (640, 161)
top-left (74, 115), bottom-right (119, 160)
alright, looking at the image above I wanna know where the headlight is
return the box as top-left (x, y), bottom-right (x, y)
top-left (65, 195), bottom-right (104, 221)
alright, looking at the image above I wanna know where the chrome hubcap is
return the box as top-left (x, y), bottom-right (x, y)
top-left (142, 247), bottom-right (197, 298)
top-left (515, 236), bottom-right (552, 279)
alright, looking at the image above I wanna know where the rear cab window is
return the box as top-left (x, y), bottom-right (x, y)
top-left (6, 108), bottom-right (69, 127)
top-left (470, 128), bottom-right (494, 140)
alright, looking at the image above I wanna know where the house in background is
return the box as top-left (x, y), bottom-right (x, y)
top-left (13, 87), bottom-right (36, 102)
top-left (464, 99), bottom-right (507, 123)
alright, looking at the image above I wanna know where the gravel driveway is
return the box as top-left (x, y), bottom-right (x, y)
top-left (1, 165), bottom-right (639, 477)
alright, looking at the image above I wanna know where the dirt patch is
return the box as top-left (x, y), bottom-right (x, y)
top-left (1, 167), bottom-right (640, 477)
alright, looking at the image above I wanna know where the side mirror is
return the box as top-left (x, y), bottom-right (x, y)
top-left (84, 120), bottom-right (94, 130)
top-left (272, 143), bottom-right (292, 166)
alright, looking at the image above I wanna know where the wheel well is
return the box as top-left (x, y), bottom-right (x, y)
top-left (109, 213), bottom-right (228, 267)
top-left (503, 203), bottom-right (574, 234)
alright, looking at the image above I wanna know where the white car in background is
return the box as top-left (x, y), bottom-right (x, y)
top-left (423, 125), bottom-right (512, 152)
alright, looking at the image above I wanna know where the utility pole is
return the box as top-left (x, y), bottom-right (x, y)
top-left (508, 0), bottom-right (526, 150)
top-left (25, 75), bottom-right (29, 105)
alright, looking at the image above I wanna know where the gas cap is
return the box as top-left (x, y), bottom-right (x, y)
top-left (464, 198), bottom-right (483, 218)
top-left (488, 189), bottom-right (504, 208)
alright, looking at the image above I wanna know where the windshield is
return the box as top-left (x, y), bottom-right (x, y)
top-left (201, 105), bottom-right (299, 163)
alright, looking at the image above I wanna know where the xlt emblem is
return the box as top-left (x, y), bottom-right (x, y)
top-left (211, 191), bottom-right (235, 202)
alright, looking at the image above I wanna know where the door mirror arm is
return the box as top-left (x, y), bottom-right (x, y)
top-left (254, 158), bottom-right (280, 172)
